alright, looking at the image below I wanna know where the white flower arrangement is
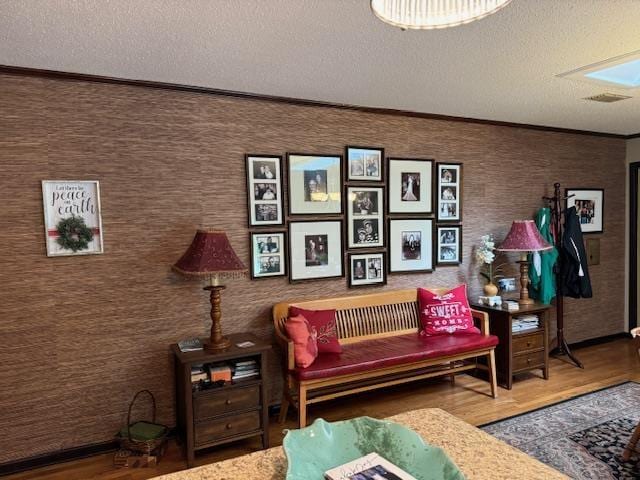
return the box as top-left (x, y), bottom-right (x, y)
top-left (476, 235), bottom-right (505, 284)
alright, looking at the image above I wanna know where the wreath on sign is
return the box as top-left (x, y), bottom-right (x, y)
top-left (56, 216), bottom-right (94, 252)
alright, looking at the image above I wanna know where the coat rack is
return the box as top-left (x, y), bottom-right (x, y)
top-left (543, 182), bottom-right (584, 369)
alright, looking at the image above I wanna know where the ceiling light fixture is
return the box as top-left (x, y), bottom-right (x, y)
top-left (370, 0), bottom-right (513, 30)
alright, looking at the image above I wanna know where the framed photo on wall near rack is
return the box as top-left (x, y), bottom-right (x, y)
top-left (287, 153), bottom-right (343, 216)
top-left (249, 232), bottom-right (286, 279)
top-left (436, 162), bottom-right (462, 222)
top-left (436, 225), bottom-right (462, 266)
top-left (387, 158), bottom-right (433, 215)
top-left (566, 188), bottom-right (604, 234)
top-left (388, 218), bottom-right (434, 274)
top-left (347, 186), bottom-right (385, 249)
top-left (245, 155), bottom-right (284, 227)
top-left (346, 146), bottom-right (384, 183)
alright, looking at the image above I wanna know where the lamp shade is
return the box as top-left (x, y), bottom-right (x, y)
top-left (172, 229), bottom-right (246, 277)
top-left (497, 220), bottom-right (553, 252)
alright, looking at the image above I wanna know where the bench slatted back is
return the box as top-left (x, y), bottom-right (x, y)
top-left (273, 288), bottom-right (447, 345)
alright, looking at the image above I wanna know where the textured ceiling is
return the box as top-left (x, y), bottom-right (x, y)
top-left (2, 0), bottom-right (640, 135)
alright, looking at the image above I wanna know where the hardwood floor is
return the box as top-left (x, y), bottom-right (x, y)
top-left (7, 338), bottom-right (639, 480)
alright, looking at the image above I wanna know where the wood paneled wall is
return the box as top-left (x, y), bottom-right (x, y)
top-left (0, 72), bottom-right (626, 463)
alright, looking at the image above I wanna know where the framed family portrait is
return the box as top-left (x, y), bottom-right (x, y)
top-left (346, 146), bottom-right (384, 182)
top-left (249, 232), bottom-right (286, 279)
top-left (436, 162), bottom-right (462, 222)
top-left (387, 158), bottom-right (433, 215)
top-left (347, 186), bottom-right (384, 249)
top-left (41, 180), bottom-right (104, 257)
top-left (289, 220), bottom-right (344, 282)
top-left (287, 153), bottom-right (343, 216)
top-left (246, 155), bottom-right (284, 227)
top-left (388, 218), bottom-right (433, 273)
top-left (566, 188), bottom-right (604, 234)
top-left (436, 225), bottom-right (462, 266)
top-left (348, 252), bottom-right (386, 288)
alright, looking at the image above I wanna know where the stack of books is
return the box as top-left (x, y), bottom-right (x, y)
top-left (207, 363), bottom-right (232, 382)
top-left (232, 359), bottom-right (259, 382)
top-left (512, 314), bottom-right (539, 333)
top-left (190, 364), bottom-right (207, 382)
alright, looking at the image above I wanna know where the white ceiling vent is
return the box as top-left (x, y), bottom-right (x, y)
top-left (583, 93), bottom-right (632, 103)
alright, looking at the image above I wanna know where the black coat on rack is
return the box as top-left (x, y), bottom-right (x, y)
top-left (560, 206), bottom-right (593, 298)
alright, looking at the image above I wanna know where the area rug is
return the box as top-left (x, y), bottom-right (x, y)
top-left (482, 382), bottom-right (640, 480)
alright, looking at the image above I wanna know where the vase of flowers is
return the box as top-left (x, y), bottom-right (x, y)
top-left (476, 235), bottom-right (504, 296)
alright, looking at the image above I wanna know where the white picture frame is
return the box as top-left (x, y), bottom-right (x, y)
top-left (388, 218), bottom-right (433, 273)
top-left (387, 158), bottom-right (433, 214)
top-left (41, 180), bottom-right (104, 257)
top-left (566, 188), bottom-right (604, 234)
top-left (250, 232), bottom-right (286, 279)
top-left (346, 146), bottom-right (384, 182)
top-left (348, 252), bottom-right (386, 288)
top-left (289, 220), bottom-right (344, 282)
top-left (287, 154), bottom-right (343, 216)
top-left (347, 186), bottom-right (385, 249)
top-left (436, 163), bottom-right (462, 222)
top-left (246, 155), bottom-right (284, 227)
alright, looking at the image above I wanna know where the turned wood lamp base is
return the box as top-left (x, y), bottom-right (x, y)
top-left (203, 282), bottom-right (231, 352)
top-left (517, 254), bottom-right (534, 306)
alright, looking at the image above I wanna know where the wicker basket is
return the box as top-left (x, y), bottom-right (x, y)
top-left (117, 389), bottom-right (168, 455)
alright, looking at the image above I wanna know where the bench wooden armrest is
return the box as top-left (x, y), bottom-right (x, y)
top-left (274, 322), bottom-right (295, 370)
top-left (471, 309), bottom-right (490, 336)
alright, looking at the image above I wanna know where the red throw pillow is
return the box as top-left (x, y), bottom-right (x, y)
top-left (418, 285), bottom-right (480, 336)
top-left (284, 315), bottom-right (318, 368)
top-left (289, 306), bottom-right (342, 353)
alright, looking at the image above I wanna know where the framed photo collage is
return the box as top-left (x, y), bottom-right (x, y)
top-left (246, 148), bottom-right (463, 286)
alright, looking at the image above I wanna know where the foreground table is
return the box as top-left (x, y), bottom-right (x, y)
top-left (152, 408), bottom-right (567, 480)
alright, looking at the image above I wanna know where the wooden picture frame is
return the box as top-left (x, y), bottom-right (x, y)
top-left (287, 153), bottom-right (343, 216)
top-left (566, 188), bottom-right (604, 234)
top-left (347, 252), bottom-right (387, 288)
top-left (288, 220), bottom-right (344, 282)
top-left (347, 186), bottom-right (385, 249)
top-left (436, 162), bottom-right (463, 223)
top-left (436, 225), bottom-right (462, 266)
top-left (387, 218), bottom-right (434, 274)
top-left (249, 231), bottom-right (287, 279)
top-left (245, 154), bottom-right (284, 227)
top-left (387, 158), bottom-right (434, 215)
top-left (345, 146), bottom-right (384, 183)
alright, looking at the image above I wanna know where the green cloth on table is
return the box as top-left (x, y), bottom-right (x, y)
top-left (528, 207), bottom-right (559, 304)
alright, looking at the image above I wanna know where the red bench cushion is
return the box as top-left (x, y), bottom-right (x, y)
top-left (292, 332), bottom-right (498, 381)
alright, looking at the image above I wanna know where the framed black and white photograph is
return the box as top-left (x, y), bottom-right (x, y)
top-left (246, 155), bottom-right (284, 227)
top-left (289, 220), bottom-right (344, 282)
top-left (436, 225), bottom-right (462, 266)
top-left (388, 218), bottom-right (433, 273)
top-left (249, 232), bottom-right (286, 279)
top-left (387, 158), bottom-right (433, 215)
top-left (348, 252), bottom-right (386, 288)
top-left (347, 186), bottom-right (384, 249)
top-left (566, 188), bottom-right (604, 234)
top-left (287, 153), bottom-right (343, 216)
top-left (346, 146), bottom-right (384, 182)
top-left (436, 162), bottom-right (462, 222)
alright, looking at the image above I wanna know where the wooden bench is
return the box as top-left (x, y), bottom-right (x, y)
top-left (273, 288), bottom-right (498, 427)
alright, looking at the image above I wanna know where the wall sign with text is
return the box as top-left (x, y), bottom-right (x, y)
top-left (41, 180), bottom-right (104, 256)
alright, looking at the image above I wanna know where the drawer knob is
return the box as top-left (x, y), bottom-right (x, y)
top-left (527, 358), bottom-right (532, 363)
top-left (226, 423), bottom-right (233, 430)
top-left (225, 399), bottom-right (232, 405)
top-left (526, 342), bottom-right (532, 347)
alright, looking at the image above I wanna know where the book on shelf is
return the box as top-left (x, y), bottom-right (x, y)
top-left (178, 338), bottom-right (203, 352)
top-left (232, 371), bottom-right (259, 380)
top-left (512, 314), bottom-right (539, 332)
top-left (324, 452), bottom-right (417, 480)
top-left (207, 364), bottom-right (232, 382)
top-left (190, 371), bottom-right (208, 382)
top-left (234, 360), bottom-right (257, 368)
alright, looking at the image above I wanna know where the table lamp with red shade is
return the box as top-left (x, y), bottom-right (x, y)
top-left (497, 220), bottom-right (552, 306)
top-left (172, 228), bottom-right (247, 352)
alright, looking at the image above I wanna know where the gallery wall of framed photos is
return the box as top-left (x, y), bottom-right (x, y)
top-left (245, 147), bottom-right (465, 286)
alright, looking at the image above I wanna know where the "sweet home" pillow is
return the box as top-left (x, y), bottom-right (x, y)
top-left (418, 285), bottom-right (480, 336)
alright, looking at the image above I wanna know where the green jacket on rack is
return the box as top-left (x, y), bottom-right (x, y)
top-left (528, 207), bottom-right (559, 304)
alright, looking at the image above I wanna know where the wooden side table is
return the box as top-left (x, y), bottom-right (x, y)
top-left (171, 332), bottom-right (271, 467)
top-left (471, 302), bottom-right (551, 390)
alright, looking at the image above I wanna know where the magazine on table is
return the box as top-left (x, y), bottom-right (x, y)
top-left (324, 452), bottom-right (417, 480)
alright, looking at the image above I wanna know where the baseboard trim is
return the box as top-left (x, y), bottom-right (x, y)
top-left (568, 332), bottom-right (631, 350)
top-left (0, 440), bottom-right (119, 476)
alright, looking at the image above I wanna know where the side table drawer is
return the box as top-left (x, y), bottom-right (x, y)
top-left (513, 350), bottom-right (545, 372)
top-left (512, 333), bottom-right (544, 354)
top-left (194, 385), bottom-right (260, 420)
top-left (194, 411), bottom-right (261, 446)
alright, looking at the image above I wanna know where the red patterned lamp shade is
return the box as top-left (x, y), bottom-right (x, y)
top-left (497, 220), bottom-right (552, 306)
top-left (172, 229), bottom-right (246, 352)
top-left (172, 229), bottom-right (246, 277)
top-left (497, 220), bottom-right (552, 252)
